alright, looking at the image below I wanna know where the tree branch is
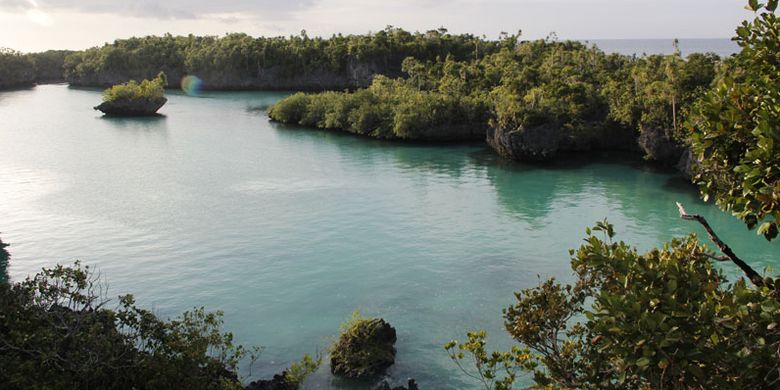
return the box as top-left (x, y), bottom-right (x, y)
top-left (677, 202), bottom-right (765, 287)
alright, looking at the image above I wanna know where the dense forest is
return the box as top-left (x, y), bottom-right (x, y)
top-left (0, 49), bottom-right (72, 88)
top-left (269, 38), bottom-right (719, 167)
top-left (61, 29), bottom-right (510, 90)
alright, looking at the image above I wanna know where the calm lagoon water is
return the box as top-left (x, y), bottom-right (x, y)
top-left (0, 85), bottom-right (776, 388)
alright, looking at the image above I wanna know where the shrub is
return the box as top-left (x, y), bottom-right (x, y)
top-left (102, 72), bottom-right (167, 103)
top-left (0, 262), bottom-right (259, 389)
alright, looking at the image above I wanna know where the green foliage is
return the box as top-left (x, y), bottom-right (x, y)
top-left (27, 50), bottom-right (73, 82)
top-left (284, 353), bottom-right (322, 386)
top-left (63, 29), bottom-right (504, 87)
top-left (448, 222), bottom-right (780, 389)
top-left (688, 2), bottom-right (780, 240)
top-left (445, 331), bottom-right (533, 390)
top-left (0, 48), bottom-right (35, 88)
top-left (270, 38), bottom-right (716, 148)
top-left (0, 262), bottom-right (259, 389)
top-left (329, 310), bottom-right (397, 379)
top-left (604, 52), bottom-right (719, 143)
top-left (269, 75), bottom-right (487, 141)
top-left (102, 72), bottom-right (167, 103)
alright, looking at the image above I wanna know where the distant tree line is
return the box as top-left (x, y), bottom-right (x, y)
top-left (61, 28), bottom-right (511, 90)
top-left (0, 49), bottom-right (72, 89)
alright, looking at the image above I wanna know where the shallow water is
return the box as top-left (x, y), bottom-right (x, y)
top-left (0, 85), bottom-right (775, 389)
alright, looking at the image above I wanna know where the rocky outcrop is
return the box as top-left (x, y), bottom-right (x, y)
top-left (244, 372), bottom-right (295, 390)
top-left (677, 148), bottom-right (698, 179)
top-left (68, 60), bottom-right (395, 91)
top-left (486, 120), bottom-right (640, 162)
top-left (331, 318), bottom-right (397, 379)
top-left (94, 97), bottom-right (167, 116)
top-left (486, 123), bottom-right (561, 162)
top-left (373, 379), bottom-right (419, 390)
top-left (638, 125), bottom-right (684, 166)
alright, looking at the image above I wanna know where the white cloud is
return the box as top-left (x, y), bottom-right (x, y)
top-left (25, 7), bottom-right (51, 25)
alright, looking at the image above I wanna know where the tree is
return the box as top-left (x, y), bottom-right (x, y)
top-left (688, 0), bottom-right (780, 240)
top-left (447, 2), bottom-right (780, 388)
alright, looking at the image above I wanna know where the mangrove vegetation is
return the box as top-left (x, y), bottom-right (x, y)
top-left (268, 38), bottom-right (719, 164)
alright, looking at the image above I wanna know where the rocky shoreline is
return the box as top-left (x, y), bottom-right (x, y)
top-left (94, 97), bottom-right (167, 116)
top-left (486, 120), bottom-right (693, 177)
top-left (68, 60), bottom-right (398, 92)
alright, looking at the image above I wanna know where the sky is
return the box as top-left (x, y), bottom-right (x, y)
top-left (0, 0), bottom-right (750, 53)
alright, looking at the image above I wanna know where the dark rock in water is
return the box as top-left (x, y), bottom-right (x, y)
top-left (94, 97), bottom-right (167, 116)
top-left (331, 318), bottom-right (397, 379)
top-left (373, 379), bottom-right (419, 390)
top-left (677, 148), bottom-right (698, 179)
top-left (486, 122), bottom-right (560, 162)
top-left (244, 372), bottom-right (295, 390)
top-left (638, 125), bottom-right (684, 166)
top-left (559, 121), bottom-right (640, 153)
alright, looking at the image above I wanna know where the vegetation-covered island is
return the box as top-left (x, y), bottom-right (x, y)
top-left (1, 0), bottom-right (779, 389)
top-left (94, 72), bottom-right (168, 116)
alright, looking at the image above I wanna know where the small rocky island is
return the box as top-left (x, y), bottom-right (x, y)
top-left (94, 72), bottom-right (168, 116)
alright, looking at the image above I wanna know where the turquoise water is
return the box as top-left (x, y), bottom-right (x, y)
top-left (0, 85), bottom-right (776, 389)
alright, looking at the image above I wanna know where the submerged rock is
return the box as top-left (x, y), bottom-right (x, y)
top-left (330, 317), bottom-right (397, 379)
top-left (244, 372), bottom-right (295, 390)
top-left (94, 97), bottom-right (167, 116)
top-left (486, 123), bottom-right (561, 162)
top-left (373, 379), bottom-right (419, 390)
top-left (677, 148), bottom-right (698, 179)
top-left (638, 125), bottom-right (684, 166)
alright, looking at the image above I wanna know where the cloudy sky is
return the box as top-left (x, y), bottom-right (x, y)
top-left (0, 0), bottom-right (749, 52)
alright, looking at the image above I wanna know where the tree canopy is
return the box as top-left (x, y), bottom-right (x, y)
top-left (688, 0), bottom-right (780, 240)
top-left (102, 72), bottom-right (167, 103)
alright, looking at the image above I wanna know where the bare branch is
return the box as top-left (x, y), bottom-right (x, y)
top-left (677, 202), bottom-right (765, 287)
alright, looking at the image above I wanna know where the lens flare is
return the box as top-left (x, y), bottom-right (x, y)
top-left (180, 75), bottom-right (203, 96)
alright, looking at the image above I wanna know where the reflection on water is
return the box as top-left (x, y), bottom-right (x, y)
top-left (99, 114), bottom-right (168, 131)
top-left (0, 85), bottom-right (776, 389)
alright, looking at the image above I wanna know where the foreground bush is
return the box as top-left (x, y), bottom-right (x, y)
top-left (0, 262), bottom-right (259, 389)
top-left (447, 221), bottom-right (780, 389)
